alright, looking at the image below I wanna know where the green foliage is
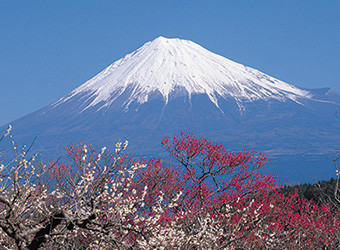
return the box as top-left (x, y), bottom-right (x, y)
top-left (280, 178), bottom-right (339, 208)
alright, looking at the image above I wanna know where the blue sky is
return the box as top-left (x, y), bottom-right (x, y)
top-left (0, 0), bottom-right (339, 126)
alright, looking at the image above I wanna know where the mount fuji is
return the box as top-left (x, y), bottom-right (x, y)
top-left (3, 37), bottom-right (340, 182)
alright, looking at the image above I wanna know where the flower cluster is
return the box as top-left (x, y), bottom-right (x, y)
top-left (0, 129), bottom-right (339, 249)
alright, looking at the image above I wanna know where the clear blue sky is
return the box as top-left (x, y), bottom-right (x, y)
top-left (0, 0), bottom-right (339, 126)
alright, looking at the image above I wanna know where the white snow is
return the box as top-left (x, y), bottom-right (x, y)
top-left (54, 36), bottom-right (310, 111)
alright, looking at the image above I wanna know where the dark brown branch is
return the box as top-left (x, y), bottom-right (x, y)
top-left (27, 212), bottom-right (65, 250)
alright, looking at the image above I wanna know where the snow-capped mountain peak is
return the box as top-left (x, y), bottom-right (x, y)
top-left (4, 37), bottom-right (340, 183)
top-left (55, 36), bottom-right (310, 111)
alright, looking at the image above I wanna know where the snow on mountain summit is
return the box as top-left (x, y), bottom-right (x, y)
top-left (55, 36), bottom-right (310, 111)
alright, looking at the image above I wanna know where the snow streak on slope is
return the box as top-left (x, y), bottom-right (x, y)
top-left (54, 36), bottom-right (310, 111)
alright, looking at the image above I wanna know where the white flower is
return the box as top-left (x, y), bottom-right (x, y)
top-left (173, 191), bottom-right (182, 202)
top-left (82, 144), bottom-right (88, 153)
top-left (4, 125), bottom-right (12, 137)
